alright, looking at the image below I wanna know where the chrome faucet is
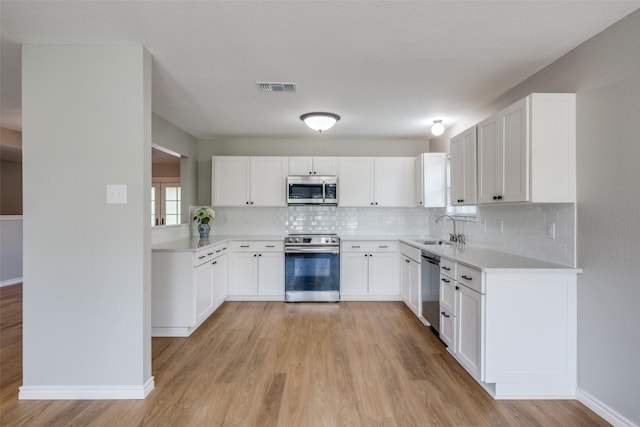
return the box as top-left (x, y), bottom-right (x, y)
top-left (436, 214), bottom-right (465, 244)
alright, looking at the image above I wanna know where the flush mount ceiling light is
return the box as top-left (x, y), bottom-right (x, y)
top-left (300, 112), bottom-right (340, 133)
top-left (431, 120), bottom-right (445, 136)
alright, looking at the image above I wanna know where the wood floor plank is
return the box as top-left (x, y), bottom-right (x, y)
top-left (1, 284), bottom-right (611, 426)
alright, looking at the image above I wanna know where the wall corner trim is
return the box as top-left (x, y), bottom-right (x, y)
top-left (18, 377), bottom-right (155, 400)
top-left (576, 387), bottom-right (637, 427)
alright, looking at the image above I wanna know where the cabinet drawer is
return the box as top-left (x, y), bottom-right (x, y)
top-left (439, 276), bottom-right (457, 313)
top-left (210, 242), bottom-right (228, 258)
top-left (193, 249), bottom-right (216, 267)
top-left (231, 241), bottom-right (283, 252)
top-left (440, 258), bottom-right (456, 278)
top-left (457, 264), bottom-right (483, 293)
top-left (399, 242), bottom-right (421, 262)
top-left (439, 308), bottom-right (456, 350)
top-left (342, 240), bottom-right (398, 253)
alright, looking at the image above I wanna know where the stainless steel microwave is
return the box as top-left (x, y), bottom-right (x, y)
top-left (287, 176), bottom-right (338, 205)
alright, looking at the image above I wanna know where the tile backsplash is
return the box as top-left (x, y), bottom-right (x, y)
top-left (206, 203), bottom-right (576, 266)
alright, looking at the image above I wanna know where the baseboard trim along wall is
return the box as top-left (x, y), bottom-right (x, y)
top-left (576, 387), bottom-right (637, 427)
top-left (0, 278), bottom-right (22, 288)
top-left (18, 377), bottom-right (155, 400)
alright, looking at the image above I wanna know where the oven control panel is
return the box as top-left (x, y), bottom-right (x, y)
top-left (284, 235), bottom-right (339, 245)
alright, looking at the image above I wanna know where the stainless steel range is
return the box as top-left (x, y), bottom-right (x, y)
top-left (284, 234), bottom-right (340, 302)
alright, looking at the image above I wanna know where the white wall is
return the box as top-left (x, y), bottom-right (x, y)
top-left (432, 10), bottom-right (640, 425)
top-left (21, 45), bottom-right (153, 398)
top-left (197, 137), bottom-right (429, 205)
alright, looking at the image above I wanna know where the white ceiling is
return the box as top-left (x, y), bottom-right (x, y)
top-left (2, 1), bottom-right (639, 140)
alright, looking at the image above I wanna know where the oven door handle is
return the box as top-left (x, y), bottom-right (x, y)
top-left (285, 247), bottom-right (340, 255)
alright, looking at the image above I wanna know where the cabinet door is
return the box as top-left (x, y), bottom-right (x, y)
top-left (257, 252), bottom-right (284, 297)
top-left (194, 261), bottom-right (214, 324)
top-left (312, 157), bottom-right (339, 175)
top-left (212, 156), bottom-right (250, 206)
top-left (408, 259), bottom-right (421, 317)
top-left (439, 309), bottom-right (456, 351)
top-left (477, 115), bottom-right (501, 204)
top-left (250, 157), bottom-right (288, 207)
top-left (501, 97), bottom-right (528, 202)
top-left (341, 252), bottom-right (369, 296)
top-left (288, 157), bottom-right (313, 175)
top-left (211, 255), bottom-right (227, 309)
top-left (421, 153), bottom-right (447, 208)
top-left (339, 157), bottom-right (373, 207)
top-left (457, 284), bottom-right (483, 380)
top-left (451, 127), bottom-right (477, 206)
top-left (368, 252), bottom-right (399, 296)
top-left (400, 255), bottom-right (411, 305)
top-left (228, 252), bottom-right (258, 296)
top-left (374, 157), bottom-right (415, 207)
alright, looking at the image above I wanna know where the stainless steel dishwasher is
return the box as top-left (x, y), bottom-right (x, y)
top-left (421, 250), bottom-right (441, 333)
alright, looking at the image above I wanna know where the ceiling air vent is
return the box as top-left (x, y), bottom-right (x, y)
top-left (257, 82), bottom-right (297, 93)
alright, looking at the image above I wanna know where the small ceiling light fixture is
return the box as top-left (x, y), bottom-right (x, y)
top-left (431, 120), bottom-right (445, 136)
top-left (300, 112), bottom-right (341, 133)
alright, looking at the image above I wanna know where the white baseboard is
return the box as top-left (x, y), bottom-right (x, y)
top-left (0, 278), bottom-right (22, 288)
top-left (19, 377), bottom-right (155, 400)
top-left (576, 387), bottom-right (638, 427)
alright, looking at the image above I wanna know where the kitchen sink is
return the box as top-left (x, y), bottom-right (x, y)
top-left (421, 239), bottom-right (454, 245)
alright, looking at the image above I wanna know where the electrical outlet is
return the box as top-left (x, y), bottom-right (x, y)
top-left (546, 222), bottom-right (556, 239)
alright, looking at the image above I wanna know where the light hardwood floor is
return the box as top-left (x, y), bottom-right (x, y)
top-left (1, 284), bottom-right (608, 426)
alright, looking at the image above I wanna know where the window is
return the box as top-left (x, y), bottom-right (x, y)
top-left (152, 181), bottom-right (181, 226)
top-left (445, 157), bottom-right (477, 219)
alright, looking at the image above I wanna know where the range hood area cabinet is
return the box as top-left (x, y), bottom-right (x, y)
top-left (212, 156), bottom-right (288, 207)
top-left (416, 153), bottom-right (447, 208)
top-left (476, 93), bottom-right (576, 204)
top-left (288, 156), bottom-right (339, 176)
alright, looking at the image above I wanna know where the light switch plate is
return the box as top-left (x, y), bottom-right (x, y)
top-left (106, 184), bottom-right (127, 204)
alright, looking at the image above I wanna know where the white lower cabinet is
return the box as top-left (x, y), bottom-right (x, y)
top-left (340, 241), bottom-right (400, 300)
top-left (435, 256), bottom-right (578, 399)
top-left (227, 241), bottom-right (284, 300)
top-left (152, 242), bottom-right (228, 337)
top-left (399, 243), bottom-right (421, 317)
top-left (456, 282), bottom-right (483, 380)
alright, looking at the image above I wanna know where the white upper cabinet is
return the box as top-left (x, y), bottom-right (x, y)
top-left (415, 153), bottom-right (447, 208)
top-left (338, 157), bottom-right (374, 207)
top-left (212, 156), bottom-right (288, 207)
top-left (374, 157), bottom-right (416, 207)
top-left (339, 157), bottom-right (415, 207)
top-left (289, 157), bottom-right (339, 176)
top-left (477, 93), bottom-right (576, 204)
top-left (450, 127), bottom-right (477, 206)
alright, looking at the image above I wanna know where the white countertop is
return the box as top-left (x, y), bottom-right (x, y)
top-left (152, 234), bottom-right (286, 252)
top-left (153, 234), bottom-right (579, 272)
top-left (399, 238), bottom-right (580, 272)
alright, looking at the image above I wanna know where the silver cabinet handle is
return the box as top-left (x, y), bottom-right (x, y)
top-left (265, 245), bottom-right (275, 248)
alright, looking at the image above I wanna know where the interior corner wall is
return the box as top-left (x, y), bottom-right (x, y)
top-left (433, 10), bottom-right (640, 424)
top-left (21, 45), bottom-right (152, 398)
top-left (196, 137), bottom-right (429, 205)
